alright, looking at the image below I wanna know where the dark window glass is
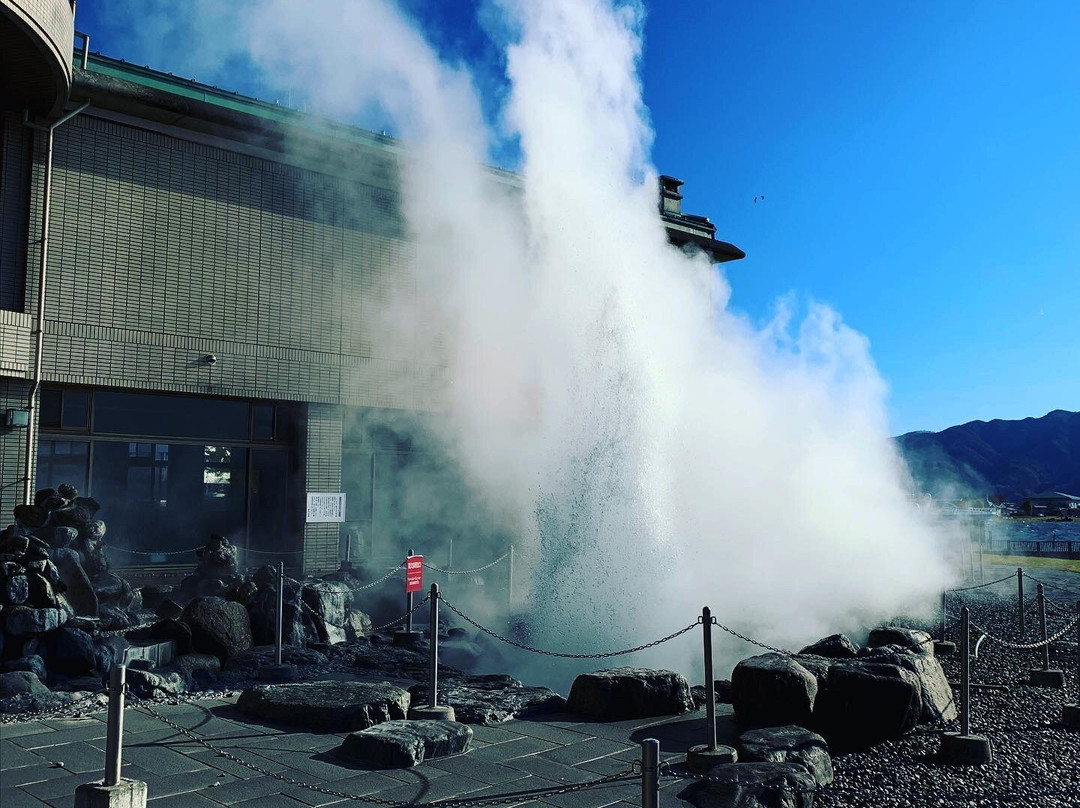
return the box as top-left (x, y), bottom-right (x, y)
top-left (40, 389), bottom-right (62, 429)
top-left (275, 404), bottom-right (303, 443)
top-left (90, 441), bottom-right (248, 555)
top-left (36, 440), bottom-right (89, 493)
top-left (61, 390), bottom-right (89, 429)
top-left (253, 405), bottom-right (275, 440)
top-left (93, 392), bottom-right (250, 440)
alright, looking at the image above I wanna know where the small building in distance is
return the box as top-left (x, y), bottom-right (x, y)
top-left (1022, 491), bottom-right (1080, 516)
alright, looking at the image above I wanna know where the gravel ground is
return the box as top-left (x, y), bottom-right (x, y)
top-left (815, 587), bottom-right (1080, 808)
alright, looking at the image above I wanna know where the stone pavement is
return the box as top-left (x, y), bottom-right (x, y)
top-left (1, 695), bottom-right (738, 808)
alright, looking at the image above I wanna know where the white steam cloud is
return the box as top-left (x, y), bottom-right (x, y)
top-left (106, 0), bottom-right (955, 683)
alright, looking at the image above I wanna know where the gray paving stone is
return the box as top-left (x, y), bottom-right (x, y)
top-left (0, 721), bottom-right (55, 739)
top-left (147, 793), bottom-right (227, 808)
top-left (184, 746), bottom-right (291, 779)
top-left (230, 795), bottom-right (311, 808)
top-left (500, 755), bottom-right (606, 784)
top-left (10, 723), bottom-right (107, 749)
top-left (141, 768), bottom-right (236, 798)
top-left (286, 770), bottom-right (402, 802)
top-left (2, 740), bottom-right (47, 769)
top-left (0, 787), bottom-right (51, 808)
top-left (501, 721), bottom-right (595, 745)
top-left (467, 725), bottom-right (528, 744)
top-left (0, 763), bottom-right (72, 789)
top-left (426, 754), bottom-right (529, 785)
top-left (540, 738), bottom-right (633, 766)
top-left (31, 742), bottom-right (107, 774)
top-left (200, 774), bottom-right (292, 804)
top-left (467, 735), bottom-right (559, 761)
top-left (247, 748), bottom-right (360, 782)
top-left (18, 766), bottom-right (152, 800)
top-left (372, 771), bottom-right (491, 804)
top-left (120, 744), bottom-right (210, 776)
top-left (544, 780), bottom-right (640, 808)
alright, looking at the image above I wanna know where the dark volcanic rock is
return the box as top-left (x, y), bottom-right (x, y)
top-left (737, 725), bottom-right (833, 786)
top-left (4, 574), bottom-right (29, 604)
top-left (0, 670), bottom-right (50, 698)
top-left (857, 646), bottom-right (956, 724)
top-left (566, 667), bottom-right (693, 720)
top-left (5, 605), bottom-right (66, 635)
top-left (817, 661), bottom-right (921, 745)
top-left (799, 634), bottom-right (859, 659)
top-left (678, 761), bottom-right (816, 808)
top-left (236, 681), bottom-right (410, 731)
top-left (13, 504), bottom-right (49, 530)
top-left (865, 627), bottom-right (933, 656)
top-left (408, 674), bottom-right (565, 725)
top-left (181, 597), bottom-right (253, 661)
top-left (126, 669), bottom-right (186, 699)
top-left (732, 654), bottom-right (818, 729)
top-left (167, 653), bottom-right (221, 688)
top-left (4, 655), bottom-right (48, 683)
top-left (49, 549), bottom-right (98, 617)
top-left (46, 627), bottom-right (96, 675)
top-left (223, 645), bottom-right (328, 675)
top-left (338, 720), bottom-right (472, 767)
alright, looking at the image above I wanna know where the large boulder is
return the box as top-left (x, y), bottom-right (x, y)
top-left (798, 634), bottom-right (858, 659)
top-left (223, 645), bottom-right (328, 676)
top-left (46, 627), bottom-right (97, 675)
top-left (858, 646), bottom-right (956, 724)
top-left (181, 597), bottom-right (253, 661)
top-left (737, 726), bottom-right (833, 786)
top-left (817, 661), bottom-right (921, 745)
top-left (126, 669), bottom-right (186, 699)
top-left (865, 627), bottom-right (933, 656)
top-left (249, 579), bottom-right (318, 647)
top-left (566, 667), bottom-right (693, 720)
top-left (301, 581), bottom-right (350, 645)
top-left (731, 654), bottom-right (819, 729)
top-left (5, 605), bottom-right (67, 635)
top-left (4, 655), bottom-right (48, 683)
top-left (338, 720), bottom-right (472, 767)
top-left (236, 681), bottom-right (411, 731)
top-left (167, 653), bottom-right (221, 688)
top-left (49, 549), bottom-right (98, 616)
top-left (678, 762), bottom-right (817, 808)
top-left (4, 574), bottom-right (29, 604)
top-left (0, 670), bottom-right (50, 698)
top-left (408, 674), bottom-right (565, 725)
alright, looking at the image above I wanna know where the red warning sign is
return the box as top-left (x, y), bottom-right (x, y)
top-left (405, 555), bottom-right (424, 593)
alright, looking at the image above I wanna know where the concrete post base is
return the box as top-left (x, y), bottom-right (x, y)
top-left (408, 705), bottom-right (456, 721)
top-left (74, 778), bottom-right (148, 808)
top-left (1061, 703), bottom-right (1080, 728)
top-left (939, 732), bottom-right (993, 765)
top-left (1028, 669), bottom-right (1066, 688)
top-left (933, 641), bottom-right (956, 656)
top-left (685, 744), bottom-right (737, 772)
top-left (392, 630), bottom-right (423, 647)
top-left (258, 663), bottom-right (300, 682)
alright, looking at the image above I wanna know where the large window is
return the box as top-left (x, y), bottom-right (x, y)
top-left (36, 388), bottom-right (303, 561)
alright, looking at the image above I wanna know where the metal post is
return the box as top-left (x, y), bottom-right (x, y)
top-left (960, 607), bottom-right (970, 736)
top-left (641, 739), bottom-right (659, 808)
top-left (941, 591), bottom-right (947, 642)
top-left (406, 549), bottom-right (415, 634)
top-left (978, 526), bottom-right (985, 582)
top-left (508, 544), bottom-right (515, 609)
top-left (275, 562), bottom-right (284, 666)
top-left (428, 583), bottom-right (439, 709)
top-left (701, 606), bottom-right (717, 751)
top-left (1017, 568), bottom-right (1025, 635)
top-left (104, 665), bottom-right (126, 787)
top-left (1038, 584), bottom-right (1050, 671)
top-left (447, 537), bottom-right (453, 571)
top-left (1075, 601), bottom-right (1080, 704)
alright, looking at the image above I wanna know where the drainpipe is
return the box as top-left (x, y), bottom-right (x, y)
top-left (22, 101), bottom-right (90, 505)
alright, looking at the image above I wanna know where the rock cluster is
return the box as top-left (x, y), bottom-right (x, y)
top-left (566, 667), bottom-right (694, 720)
top-left (732, 629), bottom-right (955, 747)
top-left (180, 534), bottom-right (242, 598)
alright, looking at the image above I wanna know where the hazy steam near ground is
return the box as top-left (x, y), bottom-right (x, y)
top-left (117, 0), bottom-right (956, 680)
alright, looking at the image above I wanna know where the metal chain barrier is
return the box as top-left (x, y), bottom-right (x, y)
top-left (441, 597), bottom-right (700, 659)
top-left (423, 552), bottom-right (510, 575)
top-left (131, 693), bottom-right (635, 807)
top-left (947, 571), bottom-right (1018, 593)
top-left (709, 616), bottom-right (795, 655)
top-left (368, 594), bottom-right (432, 633)
top-left (108, 545), bottom-right (202, 557)
top-left (302, 564), bottom-right (404, 593)
top-left (242, 547), bottom-right (306, 555)
top-left (951, 611), bottom-right (1080, 650)
top-left (0, 689), bottom-right (108, 725)
top-left (1025, 573), bottom-right (1080, 600)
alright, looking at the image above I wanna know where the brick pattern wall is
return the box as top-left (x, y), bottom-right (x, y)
top-left (304, 403), bottom-right (343, 574)
top-left (0, 378), bottom-right (32, 515)
top-left (0, 112), bottom-right (31, 312)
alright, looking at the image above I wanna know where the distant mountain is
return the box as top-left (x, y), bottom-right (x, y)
top-left (895, 410), bottom-right (1080, 502)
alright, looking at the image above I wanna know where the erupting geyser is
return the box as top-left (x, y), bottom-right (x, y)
top-left (124, 0), bottom-right (955, 682)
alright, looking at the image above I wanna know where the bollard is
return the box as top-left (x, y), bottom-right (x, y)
top-left (74, 666), bottom-right (148, 808)
top-left (934, 592), bottom-right (955, 655)
top-left (407, 582), bottom-right (454, 720)
top-left (258, 562), bottom-right (298, 681)
top-left (641, 739), bottom-right (659, 808)
top-left (1061, 601), bottom-right (1080, 727)
top-left (1017, 567), bottom-right (1025, 635)
top-left (685, 607), bottom-right (736, 771)
top-left (939, 607), bottom-right (992, 763)
top-left (1028, 583), bottom-right (1065, 687)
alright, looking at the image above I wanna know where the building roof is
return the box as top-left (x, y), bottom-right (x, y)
top-left (1026, 491), bottom-right (1080, 501)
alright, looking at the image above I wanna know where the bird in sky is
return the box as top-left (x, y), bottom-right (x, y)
top-left (753, 195), bottom-right (765, 204)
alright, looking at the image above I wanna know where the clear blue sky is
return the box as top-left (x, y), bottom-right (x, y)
top-left (78, 1), bottom-right (1080, 435)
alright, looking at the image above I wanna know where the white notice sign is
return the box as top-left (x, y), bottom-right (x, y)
top-left (306, 492), bottom-right (347, 523)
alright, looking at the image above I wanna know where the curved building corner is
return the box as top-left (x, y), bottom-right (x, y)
top-left (0, 0), bottom-right (74, 120)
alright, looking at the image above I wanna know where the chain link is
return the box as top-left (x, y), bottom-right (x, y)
top-left (947, 571), bottom-right (1018, 593)
top-left (302, 564), bottom-right (404, 593)
top-left (709, 616), bottom-right (795, 656)
top-left (440, 598), bottom-right (699, 658)
top-left (959, 612), bottom-right (1080, 649)
top-left (109, 545), bottom-right (202, 557)
top-left (0, 689), bottom-right (108, 725)
top-left (131, 694), bottom-right (634, 806)
top-left (423, 552), bottom-right (510, 576)
top-left (1025, 574), bottom-right (1080, 600)
top-left (368, 594), bottom-right (432, 633)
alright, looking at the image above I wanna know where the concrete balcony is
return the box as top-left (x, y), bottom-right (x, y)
top-left (0, 0), bottom-right (75, 120)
